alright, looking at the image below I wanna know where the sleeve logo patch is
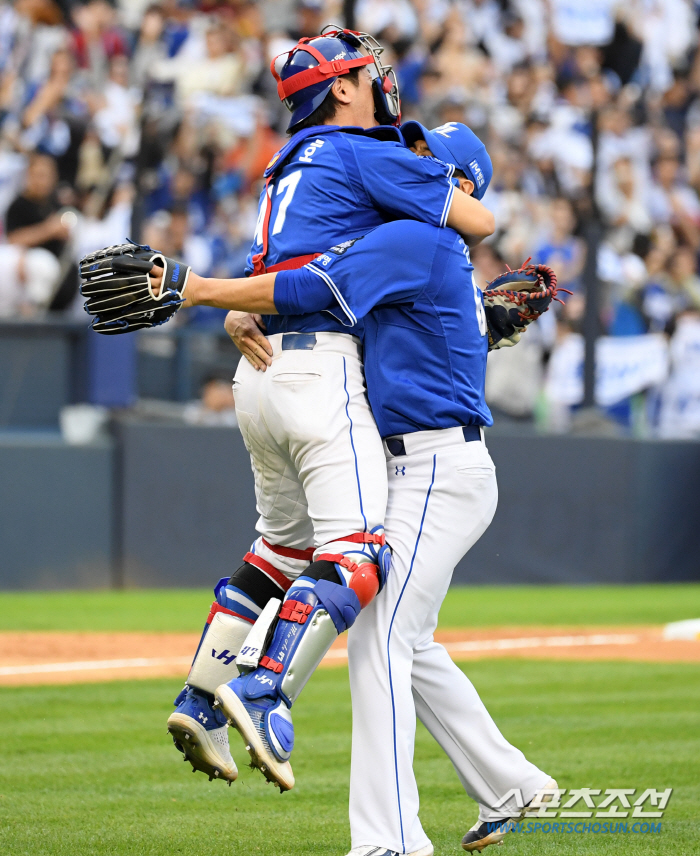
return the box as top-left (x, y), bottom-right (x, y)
top-left (327, 237), bottom-right (362, 256)
top-left (298, 139), bottom-right (325, 164)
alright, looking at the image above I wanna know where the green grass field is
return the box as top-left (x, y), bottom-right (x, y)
top-left (1, 583), bottom-right (699, 632)
top-left (1, 586), bottom-right (699, 855)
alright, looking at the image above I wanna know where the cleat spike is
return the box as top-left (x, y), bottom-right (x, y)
top-left (214, 770), bottom-right (220, 777)
top-left (192, 768), bottom-right (196, 773)
top-left (245, 745), bottom-right (251, 751)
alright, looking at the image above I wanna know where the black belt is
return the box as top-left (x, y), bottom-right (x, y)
top-left (282, 333), bottom-right (317, 351)
top-left (386, 424), bottom-right (482, 457)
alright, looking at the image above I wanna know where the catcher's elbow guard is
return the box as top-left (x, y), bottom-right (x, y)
top-left (187, 604), bottom-right (253, 695)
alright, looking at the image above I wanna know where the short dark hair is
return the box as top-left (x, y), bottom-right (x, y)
top-left (288, 68), bottom-right (361, 135)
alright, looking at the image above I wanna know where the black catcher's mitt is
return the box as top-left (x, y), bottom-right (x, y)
top-left (80, 241), bottom-right (191, 335)
top-left (483, 260), bottom-right (563, 350)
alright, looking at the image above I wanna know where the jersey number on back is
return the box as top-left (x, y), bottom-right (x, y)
top-left (271, 169), bottom-right (302, 236)
top-left (472, 273), bottom-right (487, 337)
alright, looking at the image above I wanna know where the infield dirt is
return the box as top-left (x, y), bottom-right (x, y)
top-left (0, 625), bottom-right (698, 685)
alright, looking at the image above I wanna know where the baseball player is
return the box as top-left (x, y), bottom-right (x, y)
top-left (163, 26), bottom-right (495, 794)
top-left (144, 122), bottom-right (557, 856)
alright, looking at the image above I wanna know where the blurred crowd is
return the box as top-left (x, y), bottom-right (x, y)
top-left (2, 0), bottom-right (700, 434)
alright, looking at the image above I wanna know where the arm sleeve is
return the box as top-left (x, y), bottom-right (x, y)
top-left (353, 142), bottom-right (456, 228)
top-left (274, 267), bottom-right (334, 316)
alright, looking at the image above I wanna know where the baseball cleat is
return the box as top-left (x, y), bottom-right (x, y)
top-left (345, 847), bottom-right (433, 856)
top-left (462, 778), bottom-right (558, 852)
top-left (461, 819), bottom-right (513, 852)
top-left (215, 679), bottom-right (295, 792)
top-left (167, 686), bottom-right (237, 783)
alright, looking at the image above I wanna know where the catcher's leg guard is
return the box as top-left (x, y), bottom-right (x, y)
top-left (168, 553), bottom-right (301, 784)
top-left (215, 547), bottom-right (376, 790)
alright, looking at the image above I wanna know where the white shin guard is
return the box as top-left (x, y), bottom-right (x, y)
top-left (187, 611), bottom-right (253, 695)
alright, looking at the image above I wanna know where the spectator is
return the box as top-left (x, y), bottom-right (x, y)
top-left (534, 197), bottom-right (585, 292)
top-left (89, 54), bottom-right (141, 156)
top-left (20, 48), bottom-right (87, 185)
top-left (597, 156), bottom-right (652, 249)
top-left (176, 22), bottom-right (244, 104)
top-left (0, 0), bottom-right (698, 436)
top-left (649, 155), bottom-right (700, 248)
top-left (0, 244), bottom-right (61, 318)
top-left (71, 0), bottom-right (127, 87)
top-left (5, 152), bottom-right (77, 310)
top-left (183, 372), bottom-right (238, 427)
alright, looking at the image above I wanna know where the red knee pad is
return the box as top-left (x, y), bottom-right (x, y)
top-left (316, 552), bottom-right (381, 609)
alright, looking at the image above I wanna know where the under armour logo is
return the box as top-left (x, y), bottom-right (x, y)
top-left (395, 466), bottom-right (406, 476)
top-left (198, 712), bottom-right (208, 724)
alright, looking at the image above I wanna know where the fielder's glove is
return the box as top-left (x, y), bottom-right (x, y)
top-left (80, 241), bottom-right (191, 335)
top-left (483, 260), bottom-right (563, 350)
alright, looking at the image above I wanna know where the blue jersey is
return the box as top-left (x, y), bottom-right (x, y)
top-left (275, 220), bottom-right (493, 437)
top-left (246, 125), bottom-right (456, 337)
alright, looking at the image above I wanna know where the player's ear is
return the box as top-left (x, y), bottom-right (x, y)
top-left (332, 75), bottom-right (355, 105)
top-left (457, 177), bottom-right (475, 196)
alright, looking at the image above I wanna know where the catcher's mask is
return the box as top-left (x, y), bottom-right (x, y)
top-left (271, 24), bottom-right (401, 130)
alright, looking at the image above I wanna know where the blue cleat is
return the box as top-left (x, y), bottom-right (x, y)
top-left (216, 580), bottom-right (361, 791)
top-left (215, 674), bottom-right (295, 792)
top-left (167, 686), bottom-right (238, 783)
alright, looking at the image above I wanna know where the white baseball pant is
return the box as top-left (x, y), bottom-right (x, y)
top-left (347, 427), bottom-right (550, 853)
top-left (232, 332), bottom-right (387, 577)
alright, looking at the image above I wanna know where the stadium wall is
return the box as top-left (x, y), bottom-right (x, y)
top-left (1, 423), bottom-right (699, 589)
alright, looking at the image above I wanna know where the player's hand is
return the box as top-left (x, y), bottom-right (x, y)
top-left (225, 310), bottom-right (273, 371)
top-left (149, 263), bottom-right (164, 296)
top-left (148, 264), bottom-right (199, 308)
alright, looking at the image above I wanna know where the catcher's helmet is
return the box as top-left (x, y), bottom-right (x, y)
top-left (271, 25), bottom-right (401, 131)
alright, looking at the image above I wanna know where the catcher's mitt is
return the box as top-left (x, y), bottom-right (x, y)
top-left (483, 259), bottom-right (564, 350)
top-left (80, 241), bottom-right (191, 335)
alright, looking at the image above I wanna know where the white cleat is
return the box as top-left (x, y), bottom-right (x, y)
top-left (167, 712), bottom-right (238, 783)
top-left (345, 846), bottom-right (433, 856)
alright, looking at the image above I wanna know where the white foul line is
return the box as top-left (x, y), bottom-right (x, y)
top-left (0, 656), bottom-right (192, 676)
top-left (323, 633), bottom-right (641, 661)
top-left (443, 634), bottom-right (641, 653)
top-left (0, 635), bottom-right (644, 677)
